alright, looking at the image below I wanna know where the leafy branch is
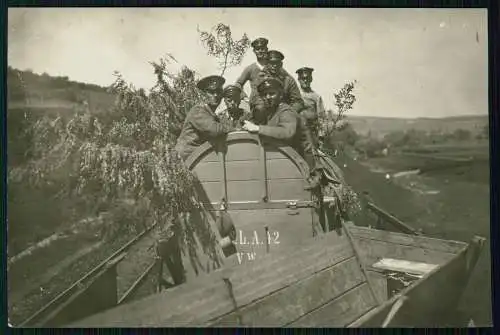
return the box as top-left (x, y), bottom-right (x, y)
top-left (197, 23), bottom-right (251, 76)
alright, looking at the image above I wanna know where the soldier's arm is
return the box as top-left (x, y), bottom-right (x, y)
top-left (189, 107), bottom-right (233, 136)
top-left (258, 110), bottom-right (297, 140)
top-left (287, 78), bottom-right (306, 114)
top-left (235, 65), bottom-right (252, 88)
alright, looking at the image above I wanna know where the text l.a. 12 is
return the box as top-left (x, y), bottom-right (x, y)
top-left (233, 230), bottom-right (280, 246)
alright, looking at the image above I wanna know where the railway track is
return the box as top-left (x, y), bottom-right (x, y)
top-left (14, 223), bottom-right (164, 327)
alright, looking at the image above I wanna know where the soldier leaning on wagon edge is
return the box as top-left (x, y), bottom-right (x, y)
top-left (174, 75), bottom-right (235, 160)
top-left (241, 77), bottom-right (320, 190)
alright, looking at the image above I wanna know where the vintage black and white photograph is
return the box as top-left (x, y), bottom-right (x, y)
top-left (7, 8), bottom-right (490, 327)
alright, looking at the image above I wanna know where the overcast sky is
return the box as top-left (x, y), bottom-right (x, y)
top-left (8, 8), bottom-right (488, 118)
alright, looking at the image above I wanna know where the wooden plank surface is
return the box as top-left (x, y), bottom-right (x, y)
top-left (209, 256), bottom-right (363, 326)
top-left (353, 237), bottom-right (458, 266)
top-left (267, 179), bottom-right (309, 201)
top-left (226, 208), bottom-right (316, 266)
top-left (289, 283), bottom-right (377, 327)
top-left (226, 180), bottom-right (263, 202)
top-left (193, 160), bottom-right (224, 182)
top-left (195, 181), bottom-right (222, 204)
top-left (225, 179), bottom-right (308, 203)
top-left (69, 232), bottom-right (355, 327)
top-left (367, 271), bottom-right (388, 304)
top-left (226, 141), bottom-right (260, 161)
top-left (266, 158), bottom-right (304, 179)
top-left (349, 226), bottom-right (468, 254)
top-left (348, 238), bottom-right (481, 327)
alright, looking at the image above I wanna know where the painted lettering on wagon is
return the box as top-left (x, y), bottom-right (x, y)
top-left (233, 230), bottom-right (280, 246)
top-left (233, 230), bottom-right (280, 265)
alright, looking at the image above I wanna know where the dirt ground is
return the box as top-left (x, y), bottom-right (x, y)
top-left (334, 152), bottom-right (492, 326)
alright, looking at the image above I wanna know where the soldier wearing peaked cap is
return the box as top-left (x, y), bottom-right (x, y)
top-left (295, 66), bottom-right (327, 189)
top-left (218, 84), bottom-right (251, 130)
top-left (251, 37), bottom-right (269, 49)
top-left (242, 77), bottom-right (297, 142)
top-left (175, 75), bottom-right (235, 160)
top-left (296, 66), bottom-right (347, 209)
top-left (235, 37), bottom-right (272, 125)
top-left (242, 76), bottom-right (318, 190)
top-left (262, 50), bottom-right (305, 116)
top-left (296, 67), bottom-right (324, 148)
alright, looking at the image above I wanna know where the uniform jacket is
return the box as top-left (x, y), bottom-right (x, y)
top-left (300, 88), bottom-right (325, 146)
top-left (254, 102), bottom-right (297, 143)
top-left (175, 103), bottom-right (233, 160)
top-left (253, 102), bottom-right (315, 169)
top-left (262, 68), bottom-right (305, 115)
top-left (217, 108), bottom-right (251, 130)
top-left (235, 62), bottom-right (268, 107)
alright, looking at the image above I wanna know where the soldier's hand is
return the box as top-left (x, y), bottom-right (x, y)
top-left (242, 120), bottom-right (260, 133)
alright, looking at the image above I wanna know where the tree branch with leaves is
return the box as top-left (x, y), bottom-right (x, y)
top-left (318, 80), bottom-right (358, 151)
top-left (197, 23), bottom-right (251, 76)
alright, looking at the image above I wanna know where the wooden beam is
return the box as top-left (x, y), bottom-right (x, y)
top-left (348, 225), bottom-right (468, 254)
top-left (366, 202), bottom-right (421, 236)
top-left (372, 258), bottom-right (438, 277)
top-left (199, 200), bottom-right (316, 211)
top-left (35, 253), bottom-right (125, 327)
top-left (348, 235), bottom-right (486, 327)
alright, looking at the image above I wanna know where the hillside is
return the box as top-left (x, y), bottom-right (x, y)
top-left (346, 115), bottom-right (489, 138)
top-left (7, 67), bottom-right (116, 113)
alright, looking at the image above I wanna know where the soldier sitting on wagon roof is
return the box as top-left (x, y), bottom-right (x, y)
top-left (217, 84), bottom-right (251, 130)
top-left (242, 77), bottom-right (319, 190)
top-left (175, 75), bottom-right (235, 160)
top-left (235, 37), bottom-right (272, 124)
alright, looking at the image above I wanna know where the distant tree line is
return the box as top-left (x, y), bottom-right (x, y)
top-left (349, 126), bottom-right (489, 159)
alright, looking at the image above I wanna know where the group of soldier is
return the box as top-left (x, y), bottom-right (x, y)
top-left (174, 37), bottom-right (335, 190)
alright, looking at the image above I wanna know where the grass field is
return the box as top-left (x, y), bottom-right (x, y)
top-left (335, 149), bottom-right (492, 326)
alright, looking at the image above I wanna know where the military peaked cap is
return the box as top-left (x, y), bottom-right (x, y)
top-left (196, 75), bottom-right (225, 91)
top-left (251, 38), bottom-right (269, 48)
top-left (296, 67), bottom-right (314, 75)
top-left (268, 50), bottom-right (285, 61)
top-left (223, 84), bottom-right (242, 98)
top-left (257, 77), bottom-right (284, 93)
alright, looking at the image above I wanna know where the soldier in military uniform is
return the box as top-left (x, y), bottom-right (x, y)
top-left (175, 75), bottom-right (235, 161)
top-left (262, 50), bottom-right (305, 115)
top-left (295, 68), bottom-right (353, 225)
top-left (235, 37), bottom-right (272, 124)
top-left (242, 77), bottom-right (297, 141)
top-left (296, 67), bottom-right (325, 147)
top-left (242, 77), bottom-right (319, 190)
top-left (218, 84), bottom-right (251, 130)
